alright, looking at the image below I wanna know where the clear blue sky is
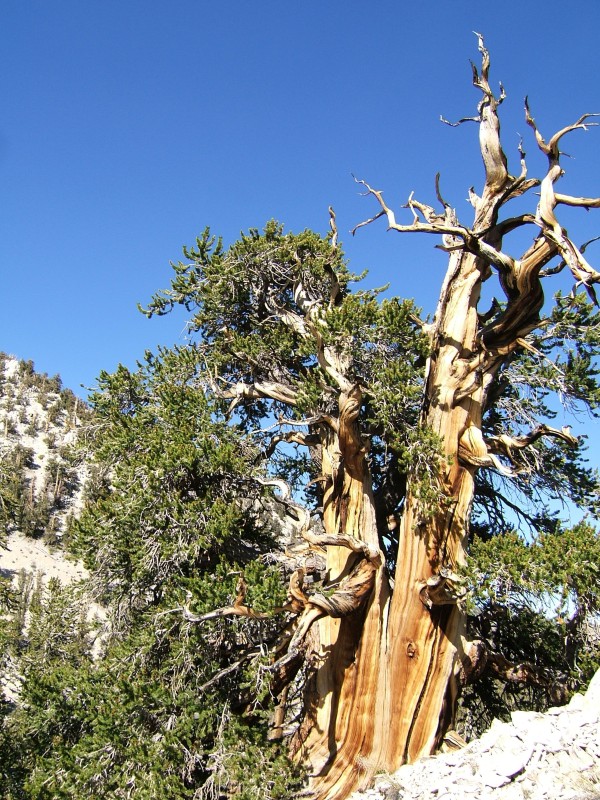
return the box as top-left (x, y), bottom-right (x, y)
top-left (2, 0), bottom-right (600, 414)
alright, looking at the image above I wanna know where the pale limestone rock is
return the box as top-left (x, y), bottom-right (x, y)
top-left (350, 668), bottom-right (600, 800)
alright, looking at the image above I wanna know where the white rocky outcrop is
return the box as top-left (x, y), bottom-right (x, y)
top-left (354, 671), bottom-right (600, 800)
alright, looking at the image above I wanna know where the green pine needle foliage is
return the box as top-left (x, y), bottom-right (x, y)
top-left (2, 219), bottom-right (600, 795)
top-left (459, 521), bottom-right (600, 736)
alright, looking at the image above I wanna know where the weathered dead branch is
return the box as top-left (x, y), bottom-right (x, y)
top-left (525, 101), bottom-right (600, 299)
top-left (182, 585), bottom-right (291, 625)
top-left (459, 422), bottom-right (577, 476)
top-left (486, 424), bottom-right (578, 458)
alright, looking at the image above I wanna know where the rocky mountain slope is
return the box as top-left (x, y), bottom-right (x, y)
top-left (0, 352), bottom-right (92, 549)
top-left (0, 354), bottom-right (103, 702)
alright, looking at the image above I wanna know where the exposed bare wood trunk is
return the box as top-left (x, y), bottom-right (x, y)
top-left (294, 385), bottom-right (392, 792)
top-left (301, 245), bottom-right (485, 798)
top-left (382, 246), bottom-right (483, 770)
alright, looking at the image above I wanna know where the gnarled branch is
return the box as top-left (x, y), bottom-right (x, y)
top-left (271, 554), bottom-right (379, 673)
top-left (458, 423), bottom-right (516, 475)
top-left (351, 177), bottom-right (467, 240)
top-left (215, 379), bottom-right (299, 414)
top-left (420, 567), bottom-right (467, 609)
top-left (486, 424), bottom-right (578, 459)
top-left (525, 101), bottom-right (600, 299)
top-left (486, 651), bottom-right (566, 702)
top-left (457, 639), bottom-right (566, 702)
top-left (459, 422), bottom-right (577, 476)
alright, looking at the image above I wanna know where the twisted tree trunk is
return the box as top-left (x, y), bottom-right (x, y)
top-left (299, 247), bottom-right (484, 798)
top-left (294, 36), bottom-right (598, 799)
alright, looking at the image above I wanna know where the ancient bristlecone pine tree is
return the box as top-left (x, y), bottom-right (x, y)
top-left (145, 36), bottom-right (600, 800)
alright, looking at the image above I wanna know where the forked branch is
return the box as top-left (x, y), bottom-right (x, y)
top-left (486, 424), bottom-right (578, 459)
top-left (525, 100), bottom-right (600, 299)
top-left (351, 178), bottom-right (466, 240)
top-left (459, 422), bottom-right (578, 475)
